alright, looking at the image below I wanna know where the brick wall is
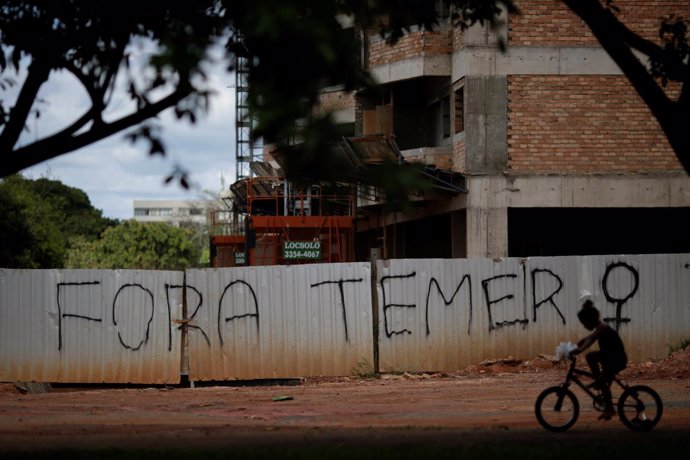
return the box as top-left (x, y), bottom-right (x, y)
top-left (509, 0), bottom-right (689, 46)
top-left (316, 90), bottom-right (355, 115)
top-left (507, 75), bottom-right (682, 173)
top-left (404, 149), bottom-right (453, 170)
top-left (367, 29), bottom-right (451, 68)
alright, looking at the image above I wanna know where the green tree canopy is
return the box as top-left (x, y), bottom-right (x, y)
top-left (66, 220), bottom-right (202, 270)
top-left (0, 175), bottom-right (117, 268)
top-left (23, 177), bottom-right (118, 242)
top-left (0, 175), bottom-right (66, 267)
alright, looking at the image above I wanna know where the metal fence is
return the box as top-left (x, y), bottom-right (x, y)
top-left (376, 254), bottom-right (690, 372)
top-left (184, 263), bottom-right (374, 380)
top-left (0, 269), bottom-right (184, 384)
top-left (1, 253), bottom-right (688, 383)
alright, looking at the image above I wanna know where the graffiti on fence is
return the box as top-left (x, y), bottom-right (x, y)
top-left (57, 280), bottom-right (161, 352)
top-left (381, 259), bottom-right (646, 337)
top-left (43, 256), bottom-right (682, 354)
top-left (311, 277), bottom-right (365, 342)
top-left (57, 281), bottom-right (102, 351)
top-left (601, 262), bottom-right (639, 331)
top-left (217, 280), bottom-right (260, 346)
top-left (380, 272), bottom-right (417, 337)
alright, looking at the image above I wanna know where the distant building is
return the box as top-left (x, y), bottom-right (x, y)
top-left (132, 199), bottom-right (213, 227)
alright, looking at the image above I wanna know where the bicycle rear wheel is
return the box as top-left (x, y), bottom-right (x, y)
top-left (618, 385), bottom-right (663, 432)
top-left (535, 386), bottom-right (579, 432)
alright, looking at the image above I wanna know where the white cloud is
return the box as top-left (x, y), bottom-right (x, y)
top-left (19, 47), bottom-right (238, 220)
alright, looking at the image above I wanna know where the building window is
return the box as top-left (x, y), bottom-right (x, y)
top-left (454, 86), bottom-right (464, 134)
top-left (134, 208), bottom-right (147, 216)
top-left (442, 94), bottom-right (451, 138)
top-left (144, 208), bottom-right (173, 216)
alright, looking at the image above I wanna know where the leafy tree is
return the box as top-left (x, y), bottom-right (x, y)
top-left (0, 175), bottom-right (66, 267)
top-left (0, 174), bottom-right (118, 268)
top-left (24, 177), bottom-right (118, 243)
top-left (1, 0), bottom-right (687, 181)
top-left (0, 0), bottom-right (515, 187)
top-left (0, 179), bottom-right (35, 267)
top-left (66, 220), bottom-right (201, 270)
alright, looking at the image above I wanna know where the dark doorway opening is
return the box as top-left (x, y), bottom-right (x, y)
top-left (508, 207), bottom-right (690, 257)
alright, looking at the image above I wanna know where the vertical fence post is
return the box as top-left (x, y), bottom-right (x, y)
top-left (180, 271), bottom-right (192, 387)
top-left (370, 248), bottom-right (381, 374)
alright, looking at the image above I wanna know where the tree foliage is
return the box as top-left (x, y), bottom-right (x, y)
top-left (24, 176), bottom-right (118, 242)
top-left (0, 0), bottom-right (227, 179)
top-left (1, 0), bottom-right (687, 182)
top-left (0, 175), bottom-right (66, 267)
top-left (66, 220), bottom-right (201, 270)
top-left (0, 0), bottom-right (515, 187)
top-left (0, 175), bottom-right (117, 268)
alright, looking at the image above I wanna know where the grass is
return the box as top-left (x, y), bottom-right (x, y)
top-left (350, 357), bottom-right (378, 379)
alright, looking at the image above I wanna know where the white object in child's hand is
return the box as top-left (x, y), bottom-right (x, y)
top-left (555, 341), bottom-right (577, 360)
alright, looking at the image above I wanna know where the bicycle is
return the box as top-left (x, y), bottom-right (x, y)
top-left (535, 355), bottom-right (663, 432)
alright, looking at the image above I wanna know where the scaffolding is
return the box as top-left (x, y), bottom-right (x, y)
top-left (210, 174), bottom-right (356, 267)
top-left (234, 34), bottom-right (262, 181)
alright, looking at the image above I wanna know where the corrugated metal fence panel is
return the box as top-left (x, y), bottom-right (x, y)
top-left (0, 269), bottom-right (184, 384)
top-left (185, 263), bottom-right (373, 380)
top-left (378, 254), bottom-right (690, 372)
top-left (2, 254), bottom-right (688, 383)
top-left (530, 253), bottom-right (690, 362)
top-left (526, 254), bottom-right (690, 362)
top-left (376, 258), bottom-right (528, 373)
top-left (523, 255), bottom-right (584, 361)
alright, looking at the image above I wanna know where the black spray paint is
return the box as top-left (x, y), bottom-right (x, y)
top-left (57, 281), bottom-right (102, 351)
top-left (112, 283), bottom-right (154, 351)
top-left (380, 272), bottom-right (417, 337)
top-left (311, 278), bottom-right (365, 342)
top-left (50, 259), bottom-right (660, 353)
top-left (425, 275), bottom-right (472, 336)
top-left (217, 280), bottom-right (260, 346)
top-left (601, 262), bottom-right (639, 332)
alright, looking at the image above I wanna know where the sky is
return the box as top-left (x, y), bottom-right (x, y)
top-left (15, 45), bottom-right (238, 220)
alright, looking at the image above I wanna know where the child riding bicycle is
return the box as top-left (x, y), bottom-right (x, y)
top-left (571, 299), bottom-right (628, 420)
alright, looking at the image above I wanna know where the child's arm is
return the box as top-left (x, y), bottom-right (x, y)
top-left (573, 324), bottom-right (604, 355)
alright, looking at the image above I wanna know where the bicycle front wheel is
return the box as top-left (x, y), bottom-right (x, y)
top-left (618, 385), bottom-right (663, 432)
top-left (535, 386), bottom-right (580, 432)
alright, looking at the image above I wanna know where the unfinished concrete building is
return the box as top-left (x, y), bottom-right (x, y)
top-left (211, 0), bottom-right (690, 267)
top-left (317, 0), bottom-right (690, 259)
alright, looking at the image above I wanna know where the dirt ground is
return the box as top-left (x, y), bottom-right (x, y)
top-left (1, 348), bottom-right (689, 458)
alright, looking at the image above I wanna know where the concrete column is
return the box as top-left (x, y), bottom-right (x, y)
top-left (465, 176), bottom-right (509, 258)
top-left (464, 76), bottom-right (507, 173)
